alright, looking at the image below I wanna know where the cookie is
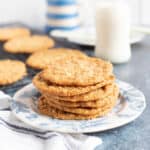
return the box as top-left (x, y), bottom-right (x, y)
top-left (4, 35), bottom-right (54, 53)
top-left (41, 85), bottom-right (119, 115)
top-left (43, 84), bottom-right (118, 108)
top-left (44, 96), bottom-right (110, 108)
top-left (33, 73), bottom-right (115, 96)
top-left (38, 104), bottom-right (112, 120)
top-left (46, 83), bottom-right (115, 102)
top-left (0, 59), bottom-right (27, 85)
top-left (0, 27), bottom-right (30, 41)
top-left (38, 97), bottom-right (114, 120)
top-left (40, 57), bottom-right (113, 86)
top-left (26, 48), bottom-right (87, 69)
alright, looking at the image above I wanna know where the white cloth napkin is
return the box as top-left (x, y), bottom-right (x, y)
top-left (0, 91), bottom-right (102, 150)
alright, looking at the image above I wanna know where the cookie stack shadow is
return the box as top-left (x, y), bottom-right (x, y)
top-left (33, 56), bottom-right (119, 120)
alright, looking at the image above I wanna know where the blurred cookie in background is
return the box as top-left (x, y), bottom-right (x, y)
top-left (3, 35), bottom-right (55, 54)
top-left (0, 27), bottom-right (30, 41)
top-left (0, 59), bottom-right (27, 85)
top-left (26, 48), bottom-right (87, 69)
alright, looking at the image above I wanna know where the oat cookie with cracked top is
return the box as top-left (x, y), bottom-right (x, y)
top-left (38, 104), bottom-right (112, 120)
top-left (4, 35), bottom-right (54, 53)
top-left (46, 83), bottom-right (115, 102)
top-left (0, 27), bottom-right (30, 41)
top-left (44, 95), bottom-right (109, 108)
top-left (0, 59), bottom-right (27, 85)
top-left (41, 85), bottom-right (119, 115)
top-left (40, 57), bottom-right (113, 86)
top-left (26, 48), bottom-right (87, 69)
top-left (38, 97), bottom-right (114, 120)
top-left (33, 73), bottom-right (115, 97)
top-left (43, 84), bottom-right (118, 108)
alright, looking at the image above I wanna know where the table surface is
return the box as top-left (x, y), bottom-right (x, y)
top-left (93, 37), bottom-right (150, 150)
top-left (0, 26), bottom-right (149, 150)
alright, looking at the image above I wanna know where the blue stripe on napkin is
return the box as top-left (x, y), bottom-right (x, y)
top-left (0, 115), bottom-right (53, 138)
top-left (0, 121), bottom-right (53, 140)
top-left (46, 13), bottom-right (78, 19)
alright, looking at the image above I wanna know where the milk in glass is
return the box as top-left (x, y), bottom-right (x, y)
top-left (95, 2), bottom-right (131, 63)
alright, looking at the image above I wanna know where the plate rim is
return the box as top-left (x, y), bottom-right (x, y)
top-left (51, 29), bottom-right (145, 46)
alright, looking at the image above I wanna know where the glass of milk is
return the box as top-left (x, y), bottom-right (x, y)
top-left (95, 1), bottom-right (131, 63)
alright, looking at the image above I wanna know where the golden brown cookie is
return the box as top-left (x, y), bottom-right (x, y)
top-left (33, 73), bottom-right (115, 96)
top-left (38, 104), bottom-right (112, 120)
top-left (0, 27), bottom-right (30, 41)
top-left (0, 59), bottom-right (27, 85)
top-left (44, 96), bottom-right (110, 108)
top-left (26, 48), bottom-right (87, 69)
top-left (38, 91), bottom-right (118, 120)
top-left (43, 84), bottom-right (118, 108)
top-left (46, 83), bottom-right (115, 102)
top-left (40, 85), bottom-right (119, 115)
top-left (4, 35), bottom-right (54, 53)
top-left (40, 57), bottom-right (112, 86)
top-left (38, 96), bottom-right (112, 120)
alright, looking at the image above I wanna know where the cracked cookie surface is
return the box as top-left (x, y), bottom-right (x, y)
top-left (26, 48), bottom-right (87, 69)
top-left (41, 57), bottom-right (113, 86)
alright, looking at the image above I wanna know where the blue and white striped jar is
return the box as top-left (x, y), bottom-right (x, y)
top-left (46, 0), bottom-right (80, 32)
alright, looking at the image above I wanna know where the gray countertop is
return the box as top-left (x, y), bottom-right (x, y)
top-left (0, 25), bottom-right (149, 150)
top-left (93, 36), bottom-right (150, 150)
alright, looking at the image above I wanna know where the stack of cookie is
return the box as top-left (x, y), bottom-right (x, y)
top-left (33, 56), bottom-right (119, 120)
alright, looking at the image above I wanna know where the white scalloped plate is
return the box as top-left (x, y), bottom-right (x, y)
top-left (51, 28), bottom-right (145, 46)
top-left (11, 80), bottom-right (146, 133)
